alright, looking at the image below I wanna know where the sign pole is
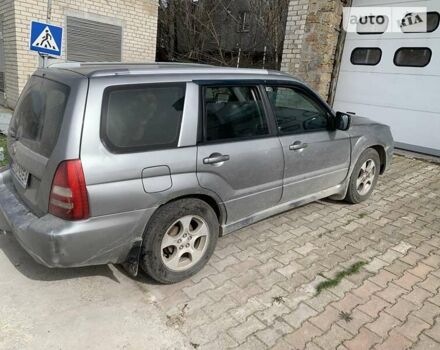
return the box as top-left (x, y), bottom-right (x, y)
top-left (43, 55), bottom-right (48, 68)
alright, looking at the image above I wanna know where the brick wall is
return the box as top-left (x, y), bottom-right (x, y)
top-left (281, 0), bottom-right (345, 100)
top-left (0, 0), bottom-right (19, 107)
top-left (1, 0), bottom-right (158, 108)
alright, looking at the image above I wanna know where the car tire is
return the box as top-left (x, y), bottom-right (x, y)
top-left (345, 148), bottom-right (380, 204)
top-left (140, 198), bottom-right (219, 284)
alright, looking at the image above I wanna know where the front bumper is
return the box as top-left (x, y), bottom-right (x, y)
top-left (0, 169), bottom-right (154, 268)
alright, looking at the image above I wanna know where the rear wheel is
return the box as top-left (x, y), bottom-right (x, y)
top-left (141, 198), bottom-right (218, 284)
top-left (345, 148), bottom-right (380, 204)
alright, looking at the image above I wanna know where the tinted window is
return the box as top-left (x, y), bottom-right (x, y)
top-left (11, 76), bottom-right (69, 157)
top-left (102, 84), bottom-right (186, 152)
top-left (357, 15), bottom-right (389, 34)
top-left (401, 12), bottom-right (440, 33)
top-left (204, 86), bottom-right (269, 142)
top-left (266, 86), bottom-right (328, 135)
top-left (351, 48), bottom-right (382, 66)
top-left (394, 48), bottom-right (432, 67)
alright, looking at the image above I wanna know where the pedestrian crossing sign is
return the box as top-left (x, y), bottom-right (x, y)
top-left (30, 21), bottom-right (63, 57)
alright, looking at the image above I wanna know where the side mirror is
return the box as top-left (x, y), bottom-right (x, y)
top-left (335, 112), bottom-right (351, 131)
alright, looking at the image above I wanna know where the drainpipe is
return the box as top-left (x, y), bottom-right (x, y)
top-left (41, 0), bottom-right (53, 68)
top-left (47, 0), bottom-right (52, 21)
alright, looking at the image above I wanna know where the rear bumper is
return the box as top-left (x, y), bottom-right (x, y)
top-left (0, 169), bottom-right (154, 268)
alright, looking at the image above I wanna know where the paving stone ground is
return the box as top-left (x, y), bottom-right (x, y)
top-left (145, 155), bottom-right (440, 350)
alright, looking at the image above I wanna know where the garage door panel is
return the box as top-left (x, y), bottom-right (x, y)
top-left (340, 39), bottom-right (440, 75)
top-left (335, 0), bottom-right (440, 155)
top-left (334, 101), bottom-right (440, 152)
top-left (335, 71), bottom-right (438, 113)
top-left (353, 0), bottom-right (435, 6)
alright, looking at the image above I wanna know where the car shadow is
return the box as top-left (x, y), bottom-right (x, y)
top-left (113, 264), bottom-right (162, 285)
top-left (319, 198), bottom-right (348, 206)
top-left (0, 233), bottom-right (119, 283)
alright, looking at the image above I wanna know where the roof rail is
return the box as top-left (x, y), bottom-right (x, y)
top-left (48, 62), bottom-right (82, 68)
top-left (48, 61), bottom-right (215, 68)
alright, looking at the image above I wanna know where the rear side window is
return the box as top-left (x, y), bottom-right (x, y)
top-left (351, 48), bottom-right (382, 66)
top-left (203, 86), bottom-right (269, 142)
top-left (11, 76), bottom-right (70, 157)
top-left (394, 48), bottom-right (432, 67)
top-left (101, 83), bottom-right (186, 153)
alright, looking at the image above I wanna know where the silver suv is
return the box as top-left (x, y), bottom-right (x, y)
top-left (0, 63), bottom-right (393, 283)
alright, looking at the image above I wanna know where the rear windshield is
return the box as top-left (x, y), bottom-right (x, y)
top-left (10, 76), bottom-right (70, 157)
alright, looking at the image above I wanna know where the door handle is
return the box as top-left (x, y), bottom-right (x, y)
top-left (203, 153), bottom-right (230, 165)
top-left (289, 142), bottom-right (308, 151)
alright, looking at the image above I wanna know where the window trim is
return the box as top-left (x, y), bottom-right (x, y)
top-left (393, 47), bottom-right (432, 68)
top-left (199, 84), bottom-right (275, 145)
top-left (350, 47), bottom-right (382, 66)
top-left (262, 83), bottom-right (335, 136)
top-left (100, 82), bottom-right (187, 154)
top-left (401, 11), bottom-right (440, 34)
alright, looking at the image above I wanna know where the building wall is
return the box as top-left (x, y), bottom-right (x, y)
top-left (1, 0), bottom-right (158, 108)
top-left (281, 0), bottom-right (345, 100)
top-left (0, 0), bottom-right (19, 108)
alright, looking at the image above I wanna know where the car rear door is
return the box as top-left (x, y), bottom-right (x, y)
top-left (196, 83), bottom-right (284, 225)
top-left (263, 84), bottom-right (351, 202)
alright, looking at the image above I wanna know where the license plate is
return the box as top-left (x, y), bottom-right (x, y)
top-left (11, 162), bottom-right (29, 188)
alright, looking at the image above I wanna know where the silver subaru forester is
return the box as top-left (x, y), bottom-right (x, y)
top-left (0, 63), bottom-right (393, 283)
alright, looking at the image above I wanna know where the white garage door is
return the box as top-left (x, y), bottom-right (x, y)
top-left (334, 0), bottom-right (440, 156)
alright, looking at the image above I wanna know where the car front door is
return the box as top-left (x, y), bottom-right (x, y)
top-left (264, 84), bottom-right (351, 202)
top-left (196, 84), bottom-right (284, 225)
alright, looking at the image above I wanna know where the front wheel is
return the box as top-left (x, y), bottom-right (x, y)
top-left (140, 198), bottom-right (219, 284)
top-left (345, 148), bottom-right (380, 204)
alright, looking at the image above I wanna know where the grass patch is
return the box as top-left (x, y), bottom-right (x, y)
top-left (358, 212), bottom-right (368, 219)
top-left (272, 296), bottom-right (285, 305)
top-left (0, 134), bottom-right (9, 167)
top-left (316, 261), bottom-right (367, 295)
top-left (339, 311), bottom-right (353, 322)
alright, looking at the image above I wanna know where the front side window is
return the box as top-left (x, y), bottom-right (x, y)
top-left (351, 48), bottom-right (382, 66)
top-left (265, 86), bottom-right (329, 135)
top-left (394, 48), bottom-right (432, 67)
top-left (102, 83), bottom-right (186, 152)
top-left (204, 86), bottom-right (269, 142)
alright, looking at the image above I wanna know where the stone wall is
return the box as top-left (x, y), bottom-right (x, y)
top-left (1, 0), bottom-right (158, 108)
top-left (281, 0), bottom-right (346, 100)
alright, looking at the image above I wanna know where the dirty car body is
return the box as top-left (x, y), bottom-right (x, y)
top-left (0, 63), bottom-right (394, 276)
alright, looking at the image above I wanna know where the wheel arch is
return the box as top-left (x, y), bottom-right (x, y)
top-left (161, 193), bottom-right (226, 228)
top-left (370, 145), bottom-right (387, 174)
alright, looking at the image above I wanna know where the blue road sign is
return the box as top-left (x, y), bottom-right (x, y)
top-left (30, 21), bottom-right (63, 57)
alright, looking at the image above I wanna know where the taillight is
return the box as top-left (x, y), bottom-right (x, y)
top-left (49, 160), bottom-right (89, 221)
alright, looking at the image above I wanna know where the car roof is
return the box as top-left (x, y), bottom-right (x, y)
top-left (45, 62), bottom-right (298, 81)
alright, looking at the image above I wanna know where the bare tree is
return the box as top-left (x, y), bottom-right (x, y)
top-left (157, 0), bottom-right (289, 69)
